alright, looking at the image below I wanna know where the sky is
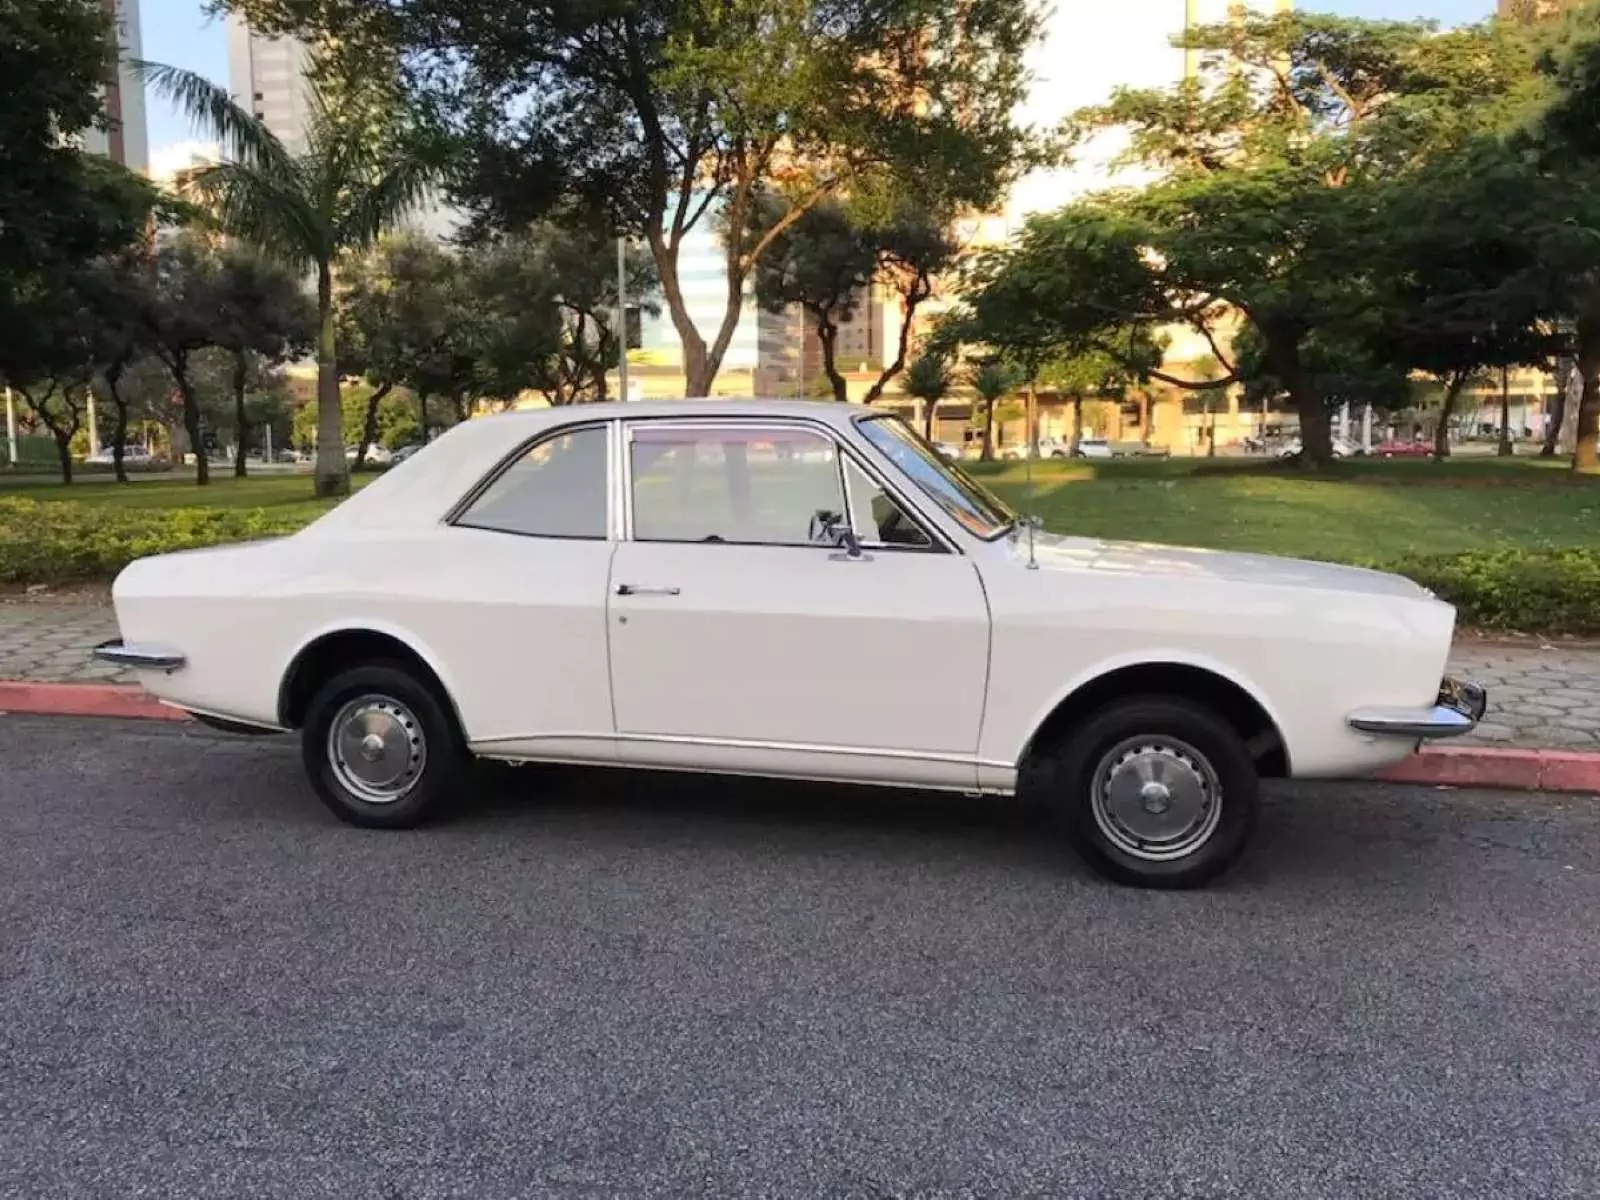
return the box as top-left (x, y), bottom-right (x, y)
top-left (138, 0), bottom-right (1499, 167)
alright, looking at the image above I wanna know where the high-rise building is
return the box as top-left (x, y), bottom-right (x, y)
top-left (81, 0), bottom-right (148, 173)
top-left (1499, 0), bottom-right (1583, 19)
top-left (225, 15), bottom-right (314, 153)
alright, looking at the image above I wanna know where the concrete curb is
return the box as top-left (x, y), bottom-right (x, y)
top-left (1, 681), bottom-right (1598, 793)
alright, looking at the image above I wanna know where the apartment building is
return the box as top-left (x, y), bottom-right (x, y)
top-left (80, 0), bottom-right (149, 173)
top-left (225, 15), bottom-right (314, 153)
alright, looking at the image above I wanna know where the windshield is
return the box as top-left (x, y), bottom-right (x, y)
top-left (856, 415), bottom-right (1017, 539)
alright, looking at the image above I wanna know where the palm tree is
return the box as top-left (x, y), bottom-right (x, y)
top-left (904, 351), bottom-right (955, 443)
top-left (969, 362), bottom-right (1015, 462)
top-left (139, 62), bottom-right (435, 497)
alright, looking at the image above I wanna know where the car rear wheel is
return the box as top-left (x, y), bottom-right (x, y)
top-left (1042, 697), bottom-right (1259, 889)
top-left (300, 662), bottom-right (467, 829)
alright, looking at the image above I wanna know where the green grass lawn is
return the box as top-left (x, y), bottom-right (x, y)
top-left (972, 457), bottom-right (1600, 563)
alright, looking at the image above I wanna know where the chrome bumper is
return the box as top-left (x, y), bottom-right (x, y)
top-left (92, 639), bottom-right (186, 672)
top-left (1348, 677), bottom-right (1488, 740)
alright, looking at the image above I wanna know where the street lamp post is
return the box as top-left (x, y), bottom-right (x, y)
top-left (3, 386), bottom-right (17, 467)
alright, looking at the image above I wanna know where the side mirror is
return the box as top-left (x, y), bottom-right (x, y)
top-left (832, 526), bottom-right (863, 558)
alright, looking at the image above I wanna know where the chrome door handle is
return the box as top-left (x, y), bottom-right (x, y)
top-left (616, 584), bottom-right (681, 596)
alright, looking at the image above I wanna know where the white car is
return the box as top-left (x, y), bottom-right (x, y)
top-left (85, 445), bottom-right (153, 465)
top-left (1071, 438), bottom-right (1114, 460)
top-left (1278, 437), bottom-right (1361, 460)
top-left (95, 401), bottom-right (1484, 889)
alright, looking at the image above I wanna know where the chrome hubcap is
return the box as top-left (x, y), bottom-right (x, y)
top-left (1090, 735), bottom-right (1222, 862)
top-left (327, 695), bottom-right (426, 804)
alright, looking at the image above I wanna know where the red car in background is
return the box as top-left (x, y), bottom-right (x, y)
top-left (1372, 438), bottom-right (1433, 458)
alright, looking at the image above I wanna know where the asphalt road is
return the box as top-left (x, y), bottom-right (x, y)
top-left (3, 717), bottom-right (1599, 1199)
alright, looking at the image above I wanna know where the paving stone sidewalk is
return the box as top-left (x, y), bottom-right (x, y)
top-left (3, 594), bottom-right (1598, 751)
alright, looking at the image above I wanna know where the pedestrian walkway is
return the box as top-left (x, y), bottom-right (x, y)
top-left (2, 594), bottom-right (1598, 750)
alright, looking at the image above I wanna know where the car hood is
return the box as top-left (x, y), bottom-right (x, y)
top-left (1012, 531), bottom-right (1432, 601)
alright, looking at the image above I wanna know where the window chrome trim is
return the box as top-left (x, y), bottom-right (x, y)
top-left (852, 412), bottom-right (1018, 542)
top-left (443, 419), bottom-right (616, 540)
top-left (619, 415), bottom-right (954, 554)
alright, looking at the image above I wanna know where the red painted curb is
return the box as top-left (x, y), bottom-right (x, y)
top-left (0, 681), bottom-right (1597, 793)
top-left (1379, 746), bottom-right (1600, 794)
top-left (0, 681), bottom-right (189, 722)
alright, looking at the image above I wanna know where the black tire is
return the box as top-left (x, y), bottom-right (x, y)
top-left (300, 662), bottom-right (468, 829)
top-left (1041, 696), bottom-right (1259, 889)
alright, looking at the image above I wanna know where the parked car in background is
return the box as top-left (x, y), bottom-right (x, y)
top-left (85, 445), bottom-right (154, 466)
top-left (345, 444), bottom-right (393, 466)
top-left (97, 400), bottom-right (1485, 890)
top-left (1278, 436), bottom-right (1362, 461)
top-left (388, 444), bottom-right (423, 466)
top-left (1073, 438), bottom-right (1114, 460)
top-left (1373, 438), bottom-right (1432, 458)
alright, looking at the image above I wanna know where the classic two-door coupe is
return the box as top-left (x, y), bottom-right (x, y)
top-left (96, 401), bottom-right (1486, 888)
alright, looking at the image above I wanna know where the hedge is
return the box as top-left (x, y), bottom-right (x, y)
top-left (3, 495), bottom-right (1598, 635)
top-left (1402, 548), bottom-right (1600, 635)
top-left (0, 497), bottom-right (307, 585)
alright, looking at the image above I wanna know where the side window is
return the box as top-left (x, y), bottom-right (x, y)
top-left (630, 425), bottom-right (847, 547)
top-left (456, 426), bottom-right (608, 539)
top-left (843, 457), bottom-right (933, 549)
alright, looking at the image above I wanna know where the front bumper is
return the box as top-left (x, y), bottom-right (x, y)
top-left (91, 639), bottom-right (186, 672)
top-left (1347, 677), bottom-right (1488, 740)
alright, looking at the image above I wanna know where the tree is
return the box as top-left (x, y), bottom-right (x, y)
top-left (751, 197), bottom-right (959, 405)
top-left (1518, 6), bottom-right (1600, 469)
top-left (1041, 342), bottom-right (1158, 456)
top-left (968, 362), bottom-right (1016, 461)
top-left (469, 223), bottom-right (659, 407)
top-left (209, 249), bottom-right (315, 475)
top-left (140, 236), bottom-right (225, 483)
top-left (1, 0), bottom-right (159, 301)
top-left (1027, 13), bottom-right (1542, 468)
top-left (0, 268), bottom-right (98, 483)
top-left (142, 60), bottom-right (436, 496)
top-left (226, 0), bottom-right (1039, 396)
top-left (903, 352), bottom-right (955, 443)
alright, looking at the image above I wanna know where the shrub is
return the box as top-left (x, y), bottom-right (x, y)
top-left (1402, 549), bottom-right (1600, 635)
top-left (0, 497), bottom-right (310, 585)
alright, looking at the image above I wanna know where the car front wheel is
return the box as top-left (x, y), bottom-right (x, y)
top-left (301, 662), bottom-right (467, 829)
top-left (1043, 697), bottom-right (1259, 888)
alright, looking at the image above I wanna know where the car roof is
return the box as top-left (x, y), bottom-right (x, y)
top-left (306, 398), bottom-right (885, 537)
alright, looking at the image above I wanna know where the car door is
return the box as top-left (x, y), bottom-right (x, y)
top-left (433, 420), bottom-right (618, 761)
top-left (606, 418), bottom-right (991, 790)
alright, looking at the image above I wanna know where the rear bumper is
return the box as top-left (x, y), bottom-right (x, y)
top-left (91, 639), bottom-right (186, 672)
top-left (1347, 677), bottom-right (1488, 740)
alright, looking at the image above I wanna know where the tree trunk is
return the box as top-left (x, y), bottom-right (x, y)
top-left (232, 350), bottom-right (250, 478)
top-left (313, 261), bottom-right (349, 498)
top-left (417, 390), bottom-right (429, 443)
top-left (922, 398), bottom-right (937, 442)
top-left (353, 381), bottom-right (392, 471)
top-left (814, 310), bottom-right (847, 403)
top-left (1434, 373), bottom-right (1466, 459)
top-left (1266, 331), bottom-right (1329, 469)
top-left (1575, 313), bottom-right (1600, 471)
top-left (105, 366), bottom-right (130, 484)
top-left (862, 275), bottom-right (931, 406)
top-left (54, 433), bottom-right (73, 485)
top-left (1543, 358), bottom-right (1570, 458)
top-left (172, 351), bottom-right (208, 486)
top-left (981, 398), bottom-right (995, 461)
top-left (1498, 367), bottom-right (1513, 458)
top-left (1071, 395), bottom-right (1084, 455)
